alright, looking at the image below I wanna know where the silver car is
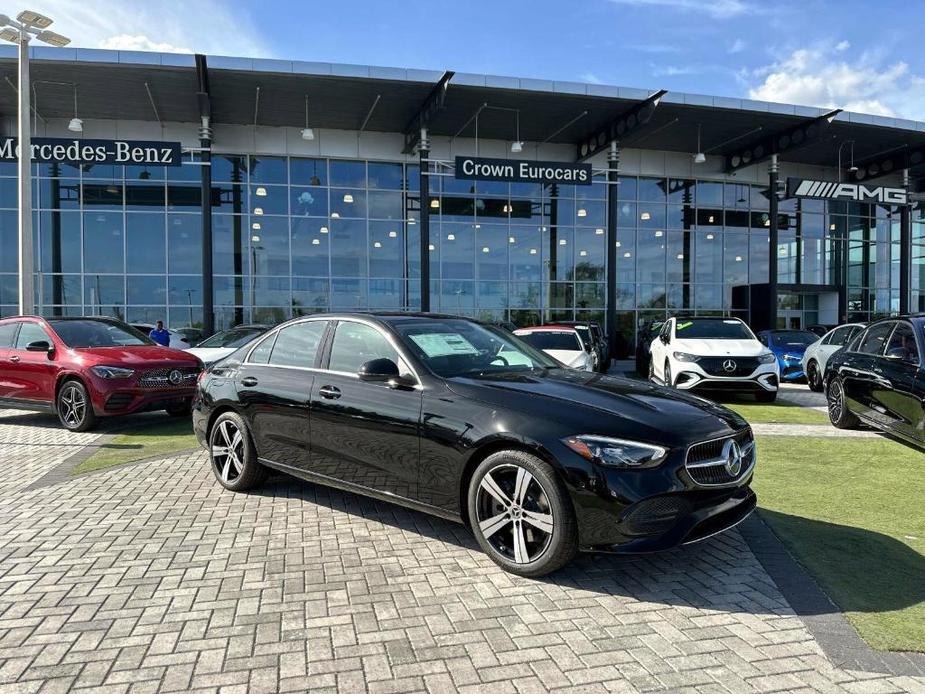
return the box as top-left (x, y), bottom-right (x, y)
top-left (801, 323), bottom-right (865, 391)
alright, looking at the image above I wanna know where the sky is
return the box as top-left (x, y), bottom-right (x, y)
top-left (22, 0), bottom-right (925, 121)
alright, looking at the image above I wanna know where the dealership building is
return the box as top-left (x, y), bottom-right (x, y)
top-left (1, 46), bottom-right (924, 355)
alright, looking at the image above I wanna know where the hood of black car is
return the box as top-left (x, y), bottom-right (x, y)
top-left (445, 368), bottom-right (747, 445)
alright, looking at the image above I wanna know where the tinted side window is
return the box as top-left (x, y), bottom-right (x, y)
top-left (328, 322), bottom-right (400, 374)
top-left (0, 322), bottom-right (17, 348)
top-left (858, 322), bottom-right (895, 355)
top-left (827, 327), bottom-right (848, 346)
top-left (247, 332), bottom-right (277, 364)
top-left (885, 322), bottom-right (919, 364)
top-left (269, 321), bottom-right (327, 368)
top-left (14, 323), bottom-right (51, 350)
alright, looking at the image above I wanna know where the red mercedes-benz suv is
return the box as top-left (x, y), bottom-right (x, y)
top-left (0, 316), bottom-right (202, 431)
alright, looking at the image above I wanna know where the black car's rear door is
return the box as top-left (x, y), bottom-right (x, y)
top-left (840, 321), bottom-right (895, 422)
top-left (309, 319), bottom-right (423, 500)
top-left (235, 319), bottom-right (329, 470)
top-left (872, 321), bottom-right (924, 442)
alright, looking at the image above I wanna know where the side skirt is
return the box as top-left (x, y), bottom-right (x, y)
top-left (0, 397), bottom-right (56, 414)
top-left (258, 457), bottom-right (464, 525)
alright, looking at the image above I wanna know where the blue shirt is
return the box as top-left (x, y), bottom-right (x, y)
top-left (149, 328), bottom-right (170, 346)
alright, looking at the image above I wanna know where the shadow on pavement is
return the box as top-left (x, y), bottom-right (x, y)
top-left (757, 508), bottom-right (925, 616)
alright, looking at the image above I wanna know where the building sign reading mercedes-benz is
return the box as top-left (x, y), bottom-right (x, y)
top-left (787, 177), bottom-right (908, 205)
top-left (455, 156), bottom-right (592, 185)
top-left (0, 137), bottom-right (183, 167)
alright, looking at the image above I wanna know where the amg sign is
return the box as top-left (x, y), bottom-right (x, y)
top-left (0, 137), bottom-right (183, 167)
top-left (455, 156), bottom-right (592, 185)
top-left (787, 177), bottom-right (908, 205)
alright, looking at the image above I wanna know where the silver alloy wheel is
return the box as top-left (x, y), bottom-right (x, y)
top-left (476, 464), bottom-right (554, 564)
top-left (828, 379), bottom-right (844, 421)
top-left (59, 384), bottom-right (86, 427)
top-left (211, 419), bottom-right (245, 484)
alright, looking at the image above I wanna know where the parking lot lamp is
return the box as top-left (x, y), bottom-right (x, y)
top-left (0, 11), bottom-right (70, 315)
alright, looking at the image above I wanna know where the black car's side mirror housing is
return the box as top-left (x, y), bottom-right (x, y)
top-left (26, 340), bottom-right (54, 357)
top-left (358, 358), bottom-right (400, 382)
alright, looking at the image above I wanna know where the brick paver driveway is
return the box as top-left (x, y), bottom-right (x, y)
top-left (0, 409), bottom-right (922, 693)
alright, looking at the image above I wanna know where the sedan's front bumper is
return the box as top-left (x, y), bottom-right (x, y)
top-left (674, 367), bottom-right (779, 393)
top-left (581, 485), bottom-right (757, 553)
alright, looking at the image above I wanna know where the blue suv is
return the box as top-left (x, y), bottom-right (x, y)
top-left (756, 329), bottom-right (820, 383)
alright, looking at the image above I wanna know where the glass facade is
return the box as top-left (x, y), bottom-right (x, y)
top-left (1, 156), bottom-right (922, 356)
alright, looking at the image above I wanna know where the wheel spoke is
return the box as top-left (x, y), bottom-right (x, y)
top-left (230, 430), bottom-right (243, 454)
top-left (479, 472), bottom-right (512, 507)
top-left (221, 458), bottom-right (232, 483)
top-left (512, 522), bottom-right (530, 563)
top-left (512, 467), bottom-right (532, 506)
top-left (230, 454), bottom-right (243, 474)
top-left (212, 445), bottom-right (229, 457)
top-left (478, 511), bottom-right (510, 539)
top-left (522, 510), bottom-right (553, 534)
top-left (219, 421), bottom-right (233, 447)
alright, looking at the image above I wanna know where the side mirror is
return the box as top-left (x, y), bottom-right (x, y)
top-left (26, 340), bottom-right (52, 355)
top-left (358, 357), bottom-right (400, 382)
top-left (884, 348), bottom-right (905, 360)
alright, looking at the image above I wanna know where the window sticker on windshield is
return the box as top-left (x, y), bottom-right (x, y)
top-left (409, 333), bottom-right (480, 357)
top-left (677, 321), bottom-right (693, 330)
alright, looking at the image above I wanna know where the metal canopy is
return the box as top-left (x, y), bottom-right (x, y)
top-left (0, 49), bottom-right (924, 176)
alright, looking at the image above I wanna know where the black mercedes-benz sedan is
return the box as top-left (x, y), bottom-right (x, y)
top-left (193, 313), bottom-right (757, 577)
top-left (825, 315), bottom-right (925, 447)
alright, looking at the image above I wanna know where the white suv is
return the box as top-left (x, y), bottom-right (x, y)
top-left (648, 316), bottom-right (779, 402)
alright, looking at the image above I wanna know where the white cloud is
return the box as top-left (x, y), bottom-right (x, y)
top-left (609, 0), bottom-right (752, 19)
top-left (22, 0), bottom-right (269, 57)
top-left (746, 44), bottom-right (924, 119)
top-left (835, 40), bottom-right (850, 52)
top-left (728, 38), bottom-right (746, 54)
top-left (580, 72), bottom-right (603, 84)
top-left (99, 35), bottom-right (192, 54)
top-left (651, 64), bottom-right (697, 77)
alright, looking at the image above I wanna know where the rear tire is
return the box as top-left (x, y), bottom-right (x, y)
top-left (166, 400), bottom-right (192, 417)
top-left (807, 361), bottom-right (823, 392)
top-left (827, 377), bottom-right (859, 429)
top-left (57, 380), bottom-right (98, 432)
top-left (755, 390), bottom-right (777, 403)
top-left (209, 412), bottom-right (268, 491)
top-left (468, 450), bottom-right (578, 578)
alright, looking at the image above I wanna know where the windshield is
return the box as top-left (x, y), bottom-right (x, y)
top-left (49, 319), bottom-right (152, 348)
top-left (573, 326), bottom-right (591, 345)
top-left (394, 320), bottom-right (558, 378)
top-left (674, 318), bottom-right (754, 340)
top-left (769, 330), bottom-right (818, 347)
top-left (197, 327), bottom-right (265, 349)
top-left (518, 331), bottom-right (582, 352)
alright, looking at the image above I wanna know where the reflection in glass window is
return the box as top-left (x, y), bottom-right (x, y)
top-left (125, 213), bottom-right (165, 273)
top-left (84, 212), bottom-right (124, 273)
top-left (269, 320), bottom-right (326, 367)
top-left (39, 210), bottom-right (82, 273)
top-left (290, 158), bottom-right (327, 187)
top-left (248, 156), bottom-right (287, 184)
top-left (249, 216), bottom-right (289, 276)
top-left (249, 185), bottom-right (288, 215)
top-left (168, 214), bottom-right (202, 274)
top-left (291, 186), bottom-right (328, 217)
top-left (367, 162), bottom-right (403, 190)
top-left (328, 321), bottom-right (399, 374)
top-left (329, 160), bottom-right (366, 188)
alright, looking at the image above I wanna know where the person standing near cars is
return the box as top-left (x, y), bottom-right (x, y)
top-left (149, 320), bottom-right (171, 347)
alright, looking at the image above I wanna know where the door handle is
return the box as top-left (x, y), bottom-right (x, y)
top-left (9, 355), bottom-right (19, 363)
top-left (240, 376), bottom-right (259, 387)
top-left (318, 385), bottom-right (341, 400)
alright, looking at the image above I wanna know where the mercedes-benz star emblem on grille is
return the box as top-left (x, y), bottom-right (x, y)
top-left (168, 369), bottom-right (183, 386)
top-left (722, 359), bottom-right (737, 372)
top-left (721, 439), bottom-right (742, 476)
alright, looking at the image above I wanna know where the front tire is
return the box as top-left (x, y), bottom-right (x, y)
top-left (806, 361), bottom-right (823, 392)
top-left (209, 412), bottom-right (268, 491)
top-left (57, 380), bottom-right (97, 432)
top-left (827, 377), bottom-right (859, 429)
top-left (755, 390), bottom-right (777, 403)
top-left (468, 450), bottom-right (578, 578)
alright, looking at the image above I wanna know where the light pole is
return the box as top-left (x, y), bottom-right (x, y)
top-left (0, 11), bottom-right (70, 316)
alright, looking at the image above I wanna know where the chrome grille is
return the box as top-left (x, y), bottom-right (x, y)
top-left (697, 357), bottom-right (760, 377)
top-left (685, 429), bottom-right (755, 487)
top-left (137, 366), bottom-right (200, 389)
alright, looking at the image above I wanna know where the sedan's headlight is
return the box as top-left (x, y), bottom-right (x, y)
top-left (90, 365), bottom-right (135, 379)
top-left (672, 351), bottom-right (700, 362)
top-left (758, 352), bottom-right (777, 364)
top-left (563, 435), bottom-right (668, 468)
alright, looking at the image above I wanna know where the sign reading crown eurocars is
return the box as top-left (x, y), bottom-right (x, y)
top-left (0, 137), bottom-right (183, 167)
top-left (455, 156), bottom-right (592, 185)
